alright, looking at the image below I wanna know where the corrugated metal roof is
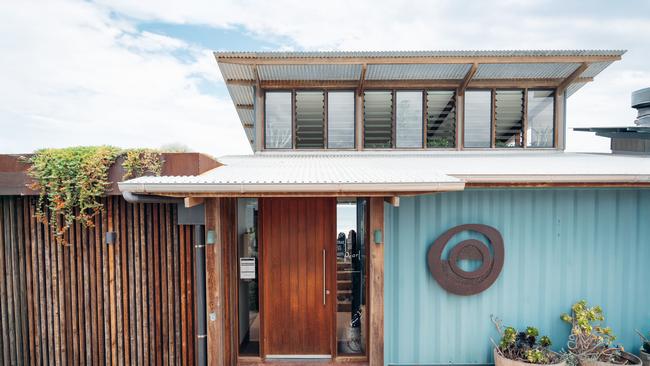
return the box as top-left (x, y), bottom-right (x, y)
top-left (226, 84), bottom-right (254, 105)
top-left (474, 63), bottom-right (581, 79)
top-left (243, 127), bottom-right (254, 142)
top-left (581, 61), bottom-right (615, 78)
top-left (216, 50), bottom-right (625, 149)
top-left (118, 151), bottom-right (650, 194)
top-left (366, 64), bottom-right (471, 80)
top-left (236, 108), bottom-right (254, 124)
top-left (566, 81), bottom-right (588, 96)
top-left (216, 50), bottom-right (626, 59)
top-left (119, 153), bottom-right (465, 193)
top-left (217, 62), bottom-right (254, 80)
top-left (258, 64), bottom-right (361, 80)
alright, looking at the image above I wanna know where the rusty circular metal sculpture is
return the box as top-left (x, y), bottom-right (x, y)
top-left (427, 224), bottom-right (504, 296)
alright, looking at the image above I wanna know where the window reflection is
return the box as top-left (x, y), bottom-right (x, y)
top-left (237, 198), bottom-right (259, 356)
top-left (336, 198), bottom-right (367, 355)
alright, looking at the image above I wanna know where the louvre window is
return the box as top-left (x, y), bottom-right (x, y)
top-left (426, 91), bottom-right (456, 148)
top-left (265, 92), bottom-right (292, 149)
top-left (463, 90), bottom-right (492, 148)
top-left (395, 91), bottom-right (423, 148)
top-left (327, 91), bottom-right (355, 149)
top-left (527, 90), bottom-right (555, 148)
top-left (295, 91), bottom-right (325, 149)
top-left (364, 91), bottom-right (393, 148)
top-left (495, 90), bottom-right (524, 147)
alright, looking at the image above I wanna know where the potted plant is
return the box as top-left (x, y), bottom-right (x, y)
top-left (635, 330), bottom-right (650, 366)
top-left (491, 315), bottom-right (566, 366)
top-left (561, 300), bottom-right (641, 366)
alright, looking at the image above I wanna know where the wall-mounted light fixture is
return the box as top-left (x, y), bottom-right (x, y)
top-left (206, 230), bottom-right (216, 245)
top-left (373, 229), bottom-right (383, 245)
top-left (105, 231), bottom-right (116, 245)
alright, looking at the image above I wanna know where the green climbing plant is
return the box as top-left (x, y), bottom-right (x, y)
top-left (27, 146), bottom-right (164, 244)
top-left (122, 148), bottom-right (164, 180)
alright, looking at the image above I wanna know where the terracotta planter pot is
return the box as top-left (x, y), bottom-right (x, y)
top-left (494, 348), bottom-right (566, 366)
top-left (639, 349), bottom-right (650, 366)
top-left (578, 351), bottom-right (642, 366)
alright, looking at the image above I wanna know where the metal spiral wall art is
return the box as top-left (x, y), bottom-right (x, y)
top-left (427, 224), bottom-right (504, 296)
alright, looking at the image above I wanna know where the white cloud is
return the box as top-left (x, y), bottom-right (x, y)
top-left (2, 0), bottom-right (649, 155)
top-left (0, 0), bottom-right (251, 157)
top-left (94, 0), bottom-right (650, 152)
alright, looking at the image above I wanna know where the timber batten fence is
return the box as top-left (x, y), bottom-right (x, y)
top-left (0, 195), bottom-right (197, 365)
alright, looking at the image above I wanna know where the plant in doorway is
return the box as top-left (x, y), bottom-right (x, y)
top-left (491, 315), bottom-right (565, 366)
top-left (634, 330), bottom-right (650, 366)
top-left (561, 300), bottom-right (641, 366)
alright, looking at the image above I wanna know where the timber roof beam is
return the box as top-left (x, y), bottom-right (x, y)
top-left (557, 62), bottom-right (590, 95)
top-left (458, 63), bottom-right (478, 96)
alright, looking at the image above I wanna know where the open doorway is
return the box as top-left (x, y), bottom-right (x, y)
top-left (237, 198), bottom-right (260, 356)
top-left (336, 198), bottom-right (368, 356)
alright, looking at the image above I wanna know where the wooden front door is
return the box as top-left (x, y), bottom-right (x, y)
top-left (260, 198), bottom-right (335, 358)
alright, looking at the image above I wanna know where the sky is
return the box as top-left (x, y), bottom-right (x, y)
top-left (1, 0), bottom-right (650, 157)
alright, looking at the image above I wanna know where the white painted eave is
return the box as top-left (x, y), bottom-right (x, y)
top-left (117, 181), bottom-right (466, 194)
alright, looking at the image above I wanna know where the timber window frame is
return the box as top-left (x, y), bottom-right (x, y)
top-left (462, 88), bottom-right (556, 149)
top-left (263, 89), bottom-right (356, 150)
top-left (363, 89), bottom-right (459, 150)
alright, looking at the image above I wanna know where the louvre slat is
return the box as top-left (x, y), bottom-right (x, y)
top-left (495, 90), bottom-right (524, 147)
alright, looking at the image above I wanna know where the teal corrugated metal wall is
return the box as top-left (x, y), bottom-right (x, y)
top-left (385, 189), bottom-right (650, 365)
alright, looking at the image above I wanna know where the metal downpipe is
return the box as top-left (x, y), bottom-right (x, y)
top-left (194, 225), bottom-right (207, 366)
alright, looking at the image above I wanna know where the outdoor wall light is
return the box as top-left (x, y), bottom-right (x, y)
top-left (105, 231), bottom-right (116, 245)
top-left (206, 230), bottom-right (216, 245)
top-left (373, 229), bottom-right (383, 245)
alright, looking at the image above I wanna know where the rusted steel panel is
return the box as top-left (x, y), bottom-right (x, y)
top-left (0, 152), bottom-right (221, 196)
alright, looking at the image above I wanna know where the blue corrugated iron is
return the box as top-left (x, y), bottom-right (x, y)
top-left (385, 189), bottom-right (650, 365)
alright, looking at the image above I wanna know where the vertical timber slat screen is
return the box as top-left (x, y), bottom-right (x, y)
top-left (0, 196), bottom-right (196, 365)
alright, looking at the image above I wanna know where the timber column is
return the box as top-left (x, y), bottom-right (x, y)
top-left (369, 197), bottom-right (384, 366)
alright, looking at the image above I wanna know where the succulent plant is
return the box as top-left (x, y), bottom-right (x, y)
top-left (491, 315), bottom-right (559, 364)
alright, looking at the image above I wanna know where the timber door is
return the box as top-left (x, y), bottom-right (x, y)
top-left (260, 198), bottom-right (335, 358)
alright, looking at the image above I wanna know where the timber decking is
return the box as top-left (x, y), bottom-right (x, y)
top-left (0, 195), bottom-right (196, 365)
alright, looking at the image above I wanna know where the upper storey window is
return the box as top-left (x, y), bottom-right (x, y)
top-left (295, 91), bottom-right (325, 149)
top-left (495, 90), bottom-right (525, 148)
top-left (463, 89), bottom-right (555, 148)
top-left (363, 90), bottom-right (457, 149)
top-left (327, 91), bottom-right (356, 149)
top-left (265, 90), bottom-right (355, 149)
top-left (463, 90), bottom-right (492, 148)
top-left (264, 88), bottom-right (554, 150)
top-left (426, 91), bottom-right (456, 148)
top-left (363, 91), bottom-right (393, 148)
top-left (527, 90), bottom-right (555, 148)
top-left (396, 91), bottom-right (424, 148)
top-left (265, 92), bottom-right (292, 149)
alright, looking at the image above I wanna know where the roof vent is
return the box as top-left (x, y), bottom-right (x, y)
top-left (632, 87), bottom-right (650, 126)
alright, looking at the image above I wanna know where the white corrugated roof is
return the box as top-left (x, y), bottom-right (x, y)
top-left (119, 153), bottom-right (465, 194)
top-left (118, 151), bottom-right (650, 195)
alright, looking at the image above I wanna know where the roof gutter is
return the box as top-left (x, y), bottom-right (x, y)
top-left (121, 191), bottom-right (184, 204)
top-left (118, 181), bottom-right (466, 194)
top-left (454, 174), bottom-right (650, 183)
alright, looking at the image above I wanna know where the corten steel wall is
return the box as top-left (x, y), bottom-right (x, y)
top-left (0, 196), bottom-right (196, 365)
top-left (385, 189), bottom-right (650, 366)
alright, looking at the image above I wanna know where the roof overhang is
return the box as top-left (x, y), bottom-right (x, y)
top-left (215, 50), bottom-right (626, 148)
top-left (118, 151), bottom-right (650, 197)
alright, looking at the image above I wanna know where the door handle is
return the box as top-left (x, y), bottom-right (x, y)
top-left (323, 249), bottom-right (326, 305)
